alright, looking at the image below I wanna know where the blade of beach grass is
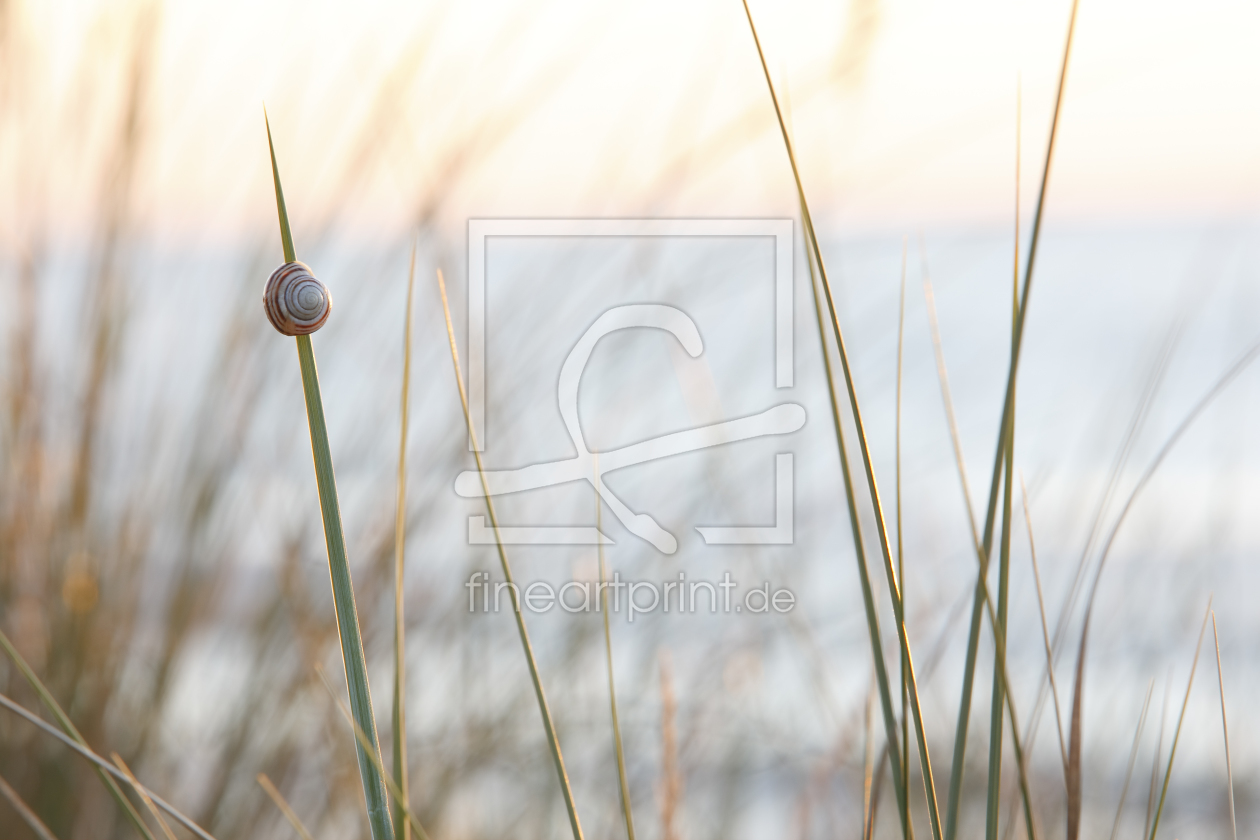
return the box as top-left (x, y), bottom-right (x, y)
top-left (862, 679), bottom-right (875, 840)
top-left (1019, 474), bottom-right (1068, 776)
top-left (1144, 674), bottom-right (1171, 840)
top-left (1108, 680), bottom-right (1154, 840)
top-left (1066, 633), bottom-right (1084, 840)
top-left (113, 753), bottom-right (178, 840)
top-left (802, 200), bottom-right (913, 837)
top-left (266, 111), bottom-right (394, 840)
top-left (257, 774), bottom-right (318, 840)
top-left (1148, 599), bottom-right (1213, 840)
top-left (313, 666), bottom-right (433, 840)
top-left (0, 693), bottom-right (217, 840)
top-left (595, 463), bottom-right (636, 840)
top-left (987, 137), bottom-right (1022, 840)
top-left (391, 239), bottom-right (418, 840)
top-left (0, 629), bottom-right (156, 840)
top-left (743, 4), bottom-right (929, 832)
top-left (1211, 612), bottom-right (1237, 840)
top-left (896, 238), bottom-right (910, 840)
top-left (947, 3), bottom-right (1078, 832)
top-left (921, 260), bottom-right (1039, 840)
top-left (435, 268), bottom-right (585, 840)
top-left (0, 774), bottom-right (58, 840)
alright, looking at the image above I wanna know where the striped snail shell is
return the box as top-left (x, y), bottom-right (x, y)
top-left (264, 261), bottom-right (331, 336)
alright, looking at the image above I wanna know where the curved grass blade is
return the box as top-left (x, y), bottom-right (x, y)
top-left (0, 774), bottom-right (57, 840)
top-left (742, 4), bottom-right (935, 834)
top-left (266, 111), bottom-right (394, 840)
top-left (258, 774), bottom-right (318, 840)
top-left (946, 3), bottom-right (1079, 834)
top-left (391, 239), bottom-right (418, 840)
top-left (0, 629), bottom-right (155, 840)
top-left (436, 268), bottom-right (585, 840)
top-left (0, 693), bottom-right (217, 840)
top-left (1148, 600), bottom-right (1212, 840)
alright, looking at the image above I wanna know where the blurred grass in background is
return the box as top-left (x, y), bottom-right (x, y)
top-left (1, 0), bottom-right (1259, 837)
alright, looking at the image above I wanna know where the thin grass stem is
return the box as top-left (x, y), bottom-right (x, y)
top-left (436, 268), bottom-right (585, 840)
top-left (113, 753), bottom-right (178, 840)
top-left (0, 629), bottom-right (155, 840)
top-left (742, 4), bottom-right (937, 833)
top-left (0, 774), bottom-right (57, 840)
top-left (896, 237), bottom-right (910, 840)
top-left (595, 461), bottom-right (636, 840)
top-left (1108, 680), bottom-right (1154, 840)
top-left (0, 693), bottom-right (216, 840)
top-left (258, 774), bottom-right (318, 840)
top-left (391, 238), bottom-right (418, 840)
top-left (1211, 613), bottom-right (1237, 840)
top-left (1148, 600), bottom-right (1213, 840)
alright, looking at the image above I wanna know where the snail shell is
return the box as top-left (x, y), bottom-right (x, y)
top-left (264, 261), bottom-right (331, 335)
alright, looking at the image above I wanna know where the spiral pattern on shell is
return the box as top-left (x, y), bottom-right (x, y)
top-left (264, 261), bottom-right (331, 336)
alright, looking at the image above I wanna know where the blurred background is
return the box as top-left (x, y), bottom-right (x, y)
top-left (1, 0), bottom-right (1259, 837)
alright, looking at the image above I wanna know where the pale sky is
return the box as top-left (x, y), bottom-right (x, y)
top-left (8, 0), bottom-right (1260, 239)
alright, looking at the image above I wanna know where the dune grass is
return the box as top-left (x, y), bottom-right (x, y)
top-left (266, 113), bottom-right (394, 840)
top-left (257, 774), bottom-right (318, 840)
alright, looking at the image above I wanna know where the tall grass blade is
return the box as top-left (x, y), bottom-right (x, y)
top-left (391, 239), bottom-right (418, 840)
top-left (921, 263), bottom-right (1038, 840)
top-left (0, 774), bottom-right (58, 840)
top-left (596, 469), bottom-right (636, 840)
top-left (0, 693), bottom-right (217, 840)
top-left (1066, 627), bottom-right (1085, 840)
top-left (1210, 612), bottom-right (1237, 840)
top-left (803, 202), bottom-right (913, 837)
top-left (257, 774), bottom-right (318, 840)
top-left (113, 752), bottom-right (178, 840)
top-left (1148, 600), bottom-right (1212, 840)
top-left (0, 629), bottom-right (155, 840)
top-left (1144, 676), bottom-right (1171, 840)
top-left (741, 5), bottom-right (938, 835)
top-left (1108, 680), bottom-right (1154, 840)
top-left (946, 3), bottom-right (1078, 834)
top-left (266, 112), bottom-right (394, 840)
top-left (436, 268), bottom-right (585, 840)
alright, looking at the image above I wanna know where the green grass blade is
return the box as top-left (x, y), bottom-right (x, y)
top-left (0, 630), bottom-right (156, 840)
top-left (258, 774), bottom-right (319, 840)
top-left (391, 240), bottom-right (417, 840)
top-left (1211, 613), bottom-right (1237, 840)
top-left (314, 666), bottom-right (433, 840)
top-left (0, 774), bottom-right (58, 840)
top-left (741, 4), bottom-right (938, 835)
top-left (945, 5), bottom-right (1078, 834)
top-left (1148, 600), bottom-right (1212, 840)
top-left (436, 269), bottom-right (585, 840)
top-left (266, 116), bottom-right (393, 840)
top-left (803, 209), bottom-right (913, 837)
top-left (921, 267), bottom-right (1038, 840)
